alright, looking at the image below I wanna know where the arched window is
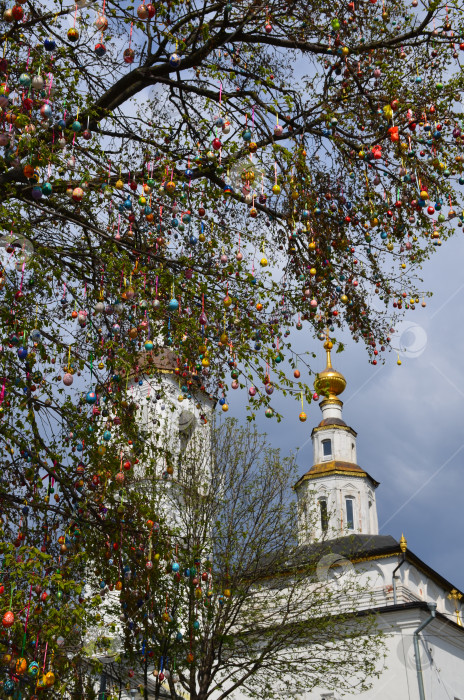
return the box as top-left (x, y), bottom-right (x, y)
top-left (319, 499), bottom-right (329, 532)
top-left (345, 498), bottom-right (354, 530)
top-left (322, 438), bottom-right (332, 459)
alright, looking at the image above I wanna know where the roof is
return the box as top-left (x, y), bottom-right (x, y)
top-left (291, 534), bottom-right (464, 601)
top-left (318, 417), bottom-right (347, 427)
top-left (293, 534), bottom-right (399, 565)
top-left (295, 460), bottom-right (380, 489)
top-left (358, 601), bottom-right (464, 634)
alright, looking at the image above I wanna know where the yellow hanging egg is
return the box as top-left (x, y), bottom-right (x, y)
top-left (272, 184), bottom-right (281, 195)
top-left (223, 296), bottom-right (232, 307)
top-left (221, 403), bottom-right (229, 412)
top-left (115, 179), bottom-right (124, 190)
top-left (260, 257), bottom-right (268, 267)
top-left (299, 412), bottom-right (307, 422)
top-left (45, 671), bottom-right (55, 687)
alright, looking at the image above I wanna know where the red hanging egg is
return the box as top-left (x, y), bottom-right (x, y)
top-left (2, 611), bottom-right (14, 628)
top-left (123, 48), bottom-right (135, 64)
top-left (137, 4), bottom-right (149, 18)
top-left (12, 5), bottom-right (24, 20)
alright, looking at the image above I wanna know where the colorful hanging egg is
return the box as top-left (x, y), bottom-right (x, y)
top-left (85, 391), bottom-right (97, 404)
top-left (169, 53), bottom-right (181, 67)
top-left (28, 661), bottom-right (39, 677)
top-left (123, 48), bottom-right (135, 64)
top-left (95, 43), bottom-right (106, 57)
top-left (2, 610), bottom-right (14, 627)
top-left (67, 27), bottom-right (79, 41)
top-left (15, 657), bottom-right (27, 674)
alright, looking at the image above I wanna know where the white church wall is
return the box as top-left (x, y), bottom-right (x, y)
top-left (226, 608), bottom-right (464, 700)
top-left (312, 426), bottom-right (357, 466)
top-left (297, 472), bottom-right (379, 542)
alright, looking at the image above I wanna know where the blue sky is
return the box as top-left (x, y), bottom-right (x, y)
top-left (227, 227), bottom-right (464, 590)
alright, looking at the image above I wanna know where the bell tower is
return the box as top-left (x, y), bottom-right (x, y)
top-left (294, 340), bottom-right (379, 544)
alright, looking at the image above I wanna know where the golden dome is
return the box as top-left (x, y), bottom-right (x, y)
top-left (314, 340), bottom-right (346, 399)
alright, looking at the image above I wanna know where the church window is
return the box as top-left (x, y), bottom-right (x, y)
top-left (319, 499), bottom-right (328, 532)
top-left (322, 439), bottom-right (332, 459)
top-left (345, 498), bottom-right (354, 529)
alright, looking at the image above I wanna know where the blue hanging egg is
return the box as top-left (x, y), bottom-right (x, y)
top-left (145, 340), bottom-right (154, 351)
top-left (28, 661), bottom-right (39, 678)
top-left (168, 298), bottom-right (179, 311)
top-left (103, 430), bottom-right (111, 441)
top-left (85, 391), bottom-right (97, 404)
top-left (44, 38), bottom-right (56, 51)
top-left (17, 346), bottom-right (28, 359)
top-left (172, 562), bottom-right (180, 572)
top-left (169, 53), bottom-right (181, 67)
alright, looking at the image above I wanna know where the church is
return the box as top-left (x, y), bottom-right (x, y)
top-left (294, 340), bottom-right (464, 700)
